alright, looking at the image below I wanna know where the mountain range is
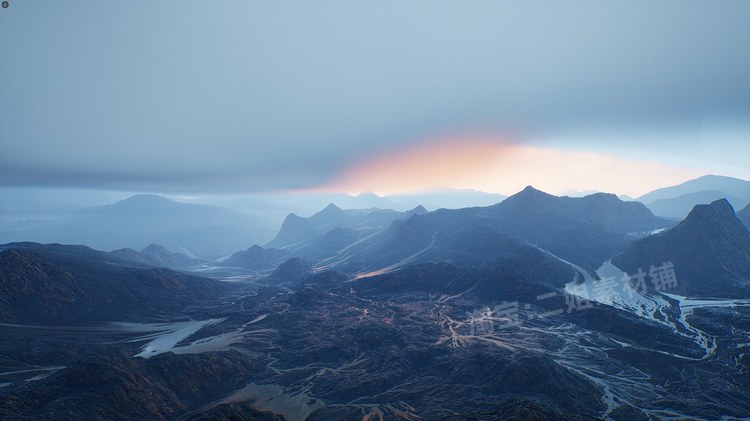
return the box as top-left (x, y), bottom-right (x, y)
top-left (296, 186), bottom-right (672, 277)
top-left (636, 175), bottom-right (750, 219)
top-left (2, 179), bottom-right (750, 420)
top-left (2, 174), bottom-right (748, 262)
top-left (0, 195), bottom-right (276, 260)
top-left (111, 244), bottom-right (200, 270)
top-left (266, 203), bottom-right (427, 250)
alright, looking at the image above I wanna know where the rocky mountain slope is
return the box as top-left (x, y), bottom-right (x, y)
top-left (612, 199), bottom-right (750, 297)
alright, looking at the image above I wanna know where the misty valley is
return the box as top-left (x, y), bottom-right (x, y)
top-left (2, 179), bottom-right (750, 420)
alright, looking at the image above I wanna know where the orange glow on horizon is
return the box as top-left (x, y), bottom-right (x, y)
top-left (330, 138), bottom-right (507, 195)
top-left (313, 135), bottom-right (709, 198)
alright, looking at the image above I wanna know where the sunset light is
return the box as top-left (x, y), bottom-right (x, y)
top-left (323, 136), bottom-right (709, 197)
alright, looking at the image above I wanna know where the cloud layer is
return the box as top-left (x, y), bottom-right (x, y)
top-left (1, 0), bottom-right (748, 193)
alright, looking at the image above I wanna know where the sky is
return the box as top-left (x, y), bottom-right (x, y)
top-left (1, 0), bottom-right (749, 198)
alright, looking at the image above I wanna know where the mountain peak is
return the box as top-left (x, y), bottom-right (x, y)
top-left (141, 244), bottom-right (171, 255)
top-left (116, 194), bottom-right (174, 206)
top-left (695, 174), bottom-right (745, 182)
top-left (266, 257), bottom-right (313, 284)
top-left (266, 213), bottom-right (316, 248)
top-left (685, 198), bottom-right (736, 223)
top-left (494, 184), bottom-right (663, 234)
top-left (521, 185), bottom-right (543, 194)
top-left (612, 197), bottom-right (750, 297)
top-left (710, 197), bottom-right (734, 211)
top-left (309, 203), bottom-right (347, 224)
top-left (513, 185), bottom-right (557, 198)
top-left (322, 203), bottom-right (343, 212)
top-left (408, 205), bottom-right (428, 215)
top-left (502, 185), bottom-right (556, 203)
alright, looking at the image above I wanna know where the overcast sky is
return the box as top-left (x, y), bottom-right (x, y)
top-left (1, 0), bottom-right (748, 195)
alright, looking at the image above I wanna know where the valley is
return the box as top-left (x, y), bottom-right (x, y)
top-left (2, 189), bottom-right (749, 420)
top-left (2, 255), bottom-right (749, 420)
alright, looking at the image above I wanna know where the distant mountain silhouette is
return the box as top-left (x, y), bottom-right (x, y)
top-left (0, 242), bottom-right (223, 323)
top-left (1, 194), bottom-right (276, 260)
top-left (266, 204), bottom-right (427, 249)
top-left (267, 213), bottom-right (317, 249)
top-left (385, 187), bottom-right (507, 210)
top-left (111, 244), bottom-right (199, 270)
top-left (644, 190), bottom-right (746, 219)
top-left (636, 175), bottom-right (750, 218)
top-left (494, 186), bottom-right (663, 233)
top-left (225, 205), bottom-right (429, 271)
top-left (221, 245), bottom-right (291, 270)
top-left (612, 199), bottom-right (750, 297)
top-left (313, 186), bottom-right (670, 275)
top-left (308, 203), bottom-right (348, 227)
top-left (108, 193), bottom-right (174, 209)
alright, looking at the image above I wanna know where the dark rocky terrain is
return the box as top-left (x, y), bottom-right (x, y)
top-left (0, 243), bottom-right (224, 323)
top-left (738, 203), bottom-right (750, 231)
top-left (1, 191), bottom-right (749, 420)
top-left (612, 199), bottom-right (750, 297)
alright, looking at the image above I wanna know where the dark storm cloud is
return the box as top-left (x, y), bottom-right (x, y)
top-left (1, 0), bottom-right (749, 193)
